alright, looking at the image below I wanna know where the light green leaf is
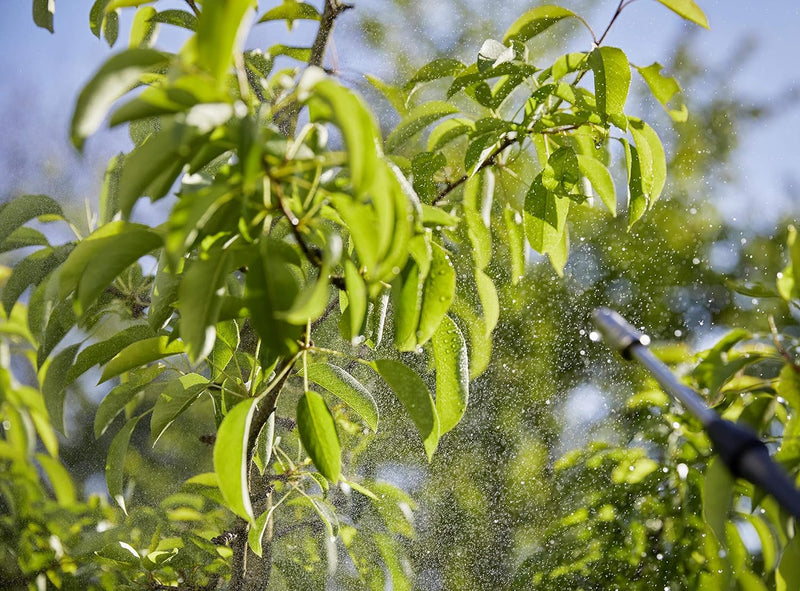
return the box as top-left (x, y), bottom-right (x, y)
top-left (33, 0), bottom-right (55, 33)
top-left (365, 74), bottom-right (409, 117)
top-left (542, 146), bottom-right (580, 197)
top-left (94, 365), bottom-right (164, 438)
top-left (342, 259), bottom-right (367, 341)
top-left (257, 1), bottom-right (320, 25)
top-left (503, 5), bottom-right (577, 44)
top-left (105, 0), bottom-right (155, 11)
top-left (0, 227), bottom-right (49, 254)
top-left (777, 534), bottom-right (800, 591)
top-left (621, 138), bottom-right (646, 228)
top-left (214, 397), bottom-right (258, 523)
top-left (524, 175), bottom-right (570, 271)
top-left (151, 373), bottom-right (208, 444)
top-left (40, 344), bottom-right (80, 435)
top-left (417, 242), bottom-right (456, 345)
top-left (71, 48), bottom-right (167, 150)
top-left (372, 359), bottom-right (439, 460)
top-left (635, 62), bottom-right (688, 122)
top-left (427, 117), bottom-right (474, 152)
top-left (305, 363), bottom-right (378, 431)
top-left (99, 336), bottom-right (185, 383)
top-left (0, 194), bottom-right (62, 248)
top-left (392, 261), bottom-right (424, 352)
top-left (178, 247), bottom-right (233, 363)
top-left (577, 155), bottom-right (616, 215)
top-left (386, 101), bottom-right (459, 153)
top-left (655, 0), bottom-right (709, 29)
top-left (36, 454), bottom-right (76, 505)
top-left (106, 414), bottom-right (145, 512)
top-left (463, 174), bottom-right (492, 271)
top-left (405, 58), bottom-right (466, 90)
top-left (475, 268), bottom-right (499, 334)
top-left (253, 412), bottom-right (275, 475)
top-left (504, 205), bottom-right (525, 285)
top-left (589, 46), bottom-right (631, 130)
top-left (129, 6), bottom-right (158, 48)
top-left (297, 390), bottom-right (341, 482)
top-left (194, 0), bottom-right (256, 83)
top-left (703, 456), bottom-right (733, 545)
top-left (69, 326), bottom-right (155, 385)
top-left (149, 251), bottom-right (181, 330)
top-left (58, 221), bottom-right (162, 314)
top-left (629, 118), bottom-right (666, 204)
top-left (279, 266), bottom-right (331, 325)
top-left (432, 316), bottom-right (469, 435)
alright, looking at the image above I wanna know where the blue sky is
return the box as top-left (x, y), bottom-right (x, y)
top-left (0, 0), bottom-right (797, 228)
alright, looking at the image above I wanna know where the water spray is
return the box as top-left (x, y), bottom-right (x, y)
top-left (592, 307), bottom-right (800, 520)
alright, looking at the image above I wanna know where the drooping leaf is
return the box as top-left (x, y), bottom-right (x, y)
top-left (305, 363), bottom-right (378, 431)
top-left (0, 194), bottom-right (62, 247)
top-left (342, 259), bottom-right (367, 341)
top-left (417, 242), bottom-right (456, 345)
top-left (503, 5), bottom-right (577, 44)
top-left (654, 0), bottom-right (710, 29)
top-left (405, 58), bottom-right (466, 90)
top-left (253, 412), bottom-right (275, 475)
top-left (297, 390), bottom-right (341, 482)
top-left (589, 46), bottom-right (631, 130)
top-left (542, 146), bottom-right (580, 197)
top-left (392, 260), bottom-right (424, 352)
top-left (279, 266), bottom-right (331, 325)
top-left (2, 245), bottom-right (72, 315)
top-left (194, 0), bottom-right (257, 83)
top-left (777, 528), bottom-right (800, 591)
top-left (703, 456), bottom-right (734, 545)
top-left (427, 117), bottom-right (474, 152)
top-left (150, 9), bottom-right (197, 30)
top-left (99, 336), bottom-right (185, 383)
top-left (41, 343), bottom-right (81, 435)
top-left (257, 1), bottom-right (320, 26)
top-left (103, 9), bottom-right (119, 47)
top-left (365, 74), bottom-right (409, 117)
top-left (151, 373), bottom-right (208, 444)
top-left (33, 0), bottom-right (55, 33)
top-left (36, 454), bottom-right (76, 505)
top-left (629, 118), bottom-right (666, 204)
top-left (577, 154), bottom-right (616, 214)
top-left (621, 138), bottom-right (646, 228)
top-left (106, 414), bottom-right (145, 512)
top-left (432, 315), bottom-right (469, 435)
top-left (372, 359), bottom-right (439, 460)
top-left (71, 48), bottom-right (168, 150)
top-left (386, 101), bottom-right (459, 153)
top-left (90, 0), bottom-right (111, 38)
top-left (635, 62), bottom-right (688, 122)
top-left (214, 397), bottom-right (258, 523)
top-left (94, 365), bottom-right (165, 438)
top-left (129, 6), bottom-right (158, 48)
top-left (58, 221), bottom-right (162, 314)
top-left (0, 227), bottom-right (49, 254)
top-left (523, 175), bottom-right (570, 273)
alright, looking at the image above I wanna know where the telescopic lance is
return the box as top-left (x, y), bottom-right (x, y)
top-left (592, 307), bottom-right (800, 521)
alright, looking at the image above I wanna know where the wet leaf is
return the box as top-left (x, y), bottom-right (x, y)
top-left (503, 5), bottom-right (577, 44)
top-left (297, 390), bottom-right (341, 482)
top-left (432, 316), bottom-right (469, 434)
top-left (589, 46), bottom-right (630, 130)
top-left (305, 363), bottom-right (378, 431)
top-left (214, 397), bottom-right (258, 523)
top-left (655, 0), bottom-right (709, 29)
top-left (106, 414), bottom-right (145, 512)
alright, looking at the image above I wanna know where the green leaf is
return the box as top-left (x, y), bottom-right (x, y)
top-left (405, 58), bottom-right (466, 90)
top-left (33, 0), bottom-right (55, 33)
top-left (194, 0), bottom-right (256, 82)
top-left (386, 101), bottom-right (459, 153)
top-left (129, 6), bottom-right (158, 48)
top-left (279, 266), bottom-right (331, 325)
top-left (3, 245), bottom-right (72, 315)
top-left (99, 336), bottom-right (185, 383)
top-left (542, 146), bottom-right (580, 197)
top-left (432, 316), bottom-right (469, 435)
top-left (305, 75), bottom-right (381, 195)
top-left (106, 414), bottom-right (145, 512)
top-left (463, 174), bottom-right (492, 270)
top-left (392, 261), bottom-right (423, 352)
top-left (58, 221), bottom-right (162, 314)
top-left (417, 242), bottom-right (456, 345)
top-left (253, 412), bottom-right (275, 475)
top-left (655, 0), bottom-right (709, 29)
top-left (103, 9), bottom-right (119, 47)
top-left (36, 454), bottom-right (76, 505)
top-left (0, 194), bottom-right (63, 245)
top-left (37, 298), bottom-right (77, 367)
top-left (635, 62), bottom-right (688, 122)
top-left (0, 227), bottom-right (49, 254)
top-left (257, 1), bottom-right (320, 25)
top-left (589, 46), bottom-right (631, 130)
top-left (703, 456), bottom-right (734, 545)
top-left (365, 74), bottom-right (409, 117)
top-left (71, 48), bottom-right (168, 150)
top-left (621, 138), bottom-right (646, 228)
top-left (214, 397), bottom-right (258, 523)
top-left (503, 5), bottom-right (577, 44)
top-left (427, 117), bottom-right (474, 152)
top-left (104, 0), bottom-right (155, 11)
top-left (372, 360), bottom-right (439, 460)
top-left (305, 363), bottom-right (378, 432)
top-left (297, 391), bottom-right (341, 482)
top-left (150, 9), bottom-right (197, 30)
top-left (178, 247), bottom-right (233, 363)
top-left (90, 0), bottom-right (111, 38)
top-left (151, 373), bottom-right (208, 444)
top-left (777, 533), bottom-right (800, 591)
top-left (504, 205), bottom-right (525, 285)
top-left (94, 365), bottom-right (164, 438)
top-left (577, 155), bottom-right (616, 215)
top-left (629, 118), bottom-right (666, 204)
top-left (41, 343), bottom-right (81, 435)
top-left (342, 259), bottom-right (367, 341)
top-left (475, 268), bottom-right (499, 334)
top-left (524, 175), bottom-right (570, 274)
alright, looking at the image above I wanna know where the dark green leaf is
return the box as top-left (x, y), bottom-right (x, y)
top-left (149, 9), bottom-right (197, 31)
top-left (372, 359), bottom-right (439, 460)
top-left (71, 48), bottom-right (168, 150)
top-left (106, 414), bottom-right (144, 512)
top-left (503, 5), bottom-right (577, 44)
top-left (432, 315), bottom-right (469, 434)
top-left (386, 101), bottom-right (459, 153)
top-left (99, 336), bottom-right (185, 383)
top-left (151, 373), bottom-right (208, 444)
top-left (103, 10), bottom-right (119, 47)
top-left (94, 365), bottom-right (164, 438)
top-left (33, 0), bottom-right (55, 33)
top-left (41, 343), bottom-right (80, 435)
top-left (90, 0), bottom-right (111, 37)
top-left (36, 454), bottom-right (76, 505)
top-left (655, 0), bottom-right (709, 29)
top-left (0, 194), bottom-right (63, 245)
top-left (0, 227), bottom-right (49, 254)
top-left (305, 363), bottom-right (378, 431)
top-left (214, 396), bottom-right (258, 522)
top-left (297, 390), bottom-right (341, 482)
top-left (37, 297), bottom-right (76, 367)
top-left (589, 46), bottom-right (631, 130)
top-left (2, 245), bottom-right (72, 315)
top-left (405, 58), bottom-right (465, 90)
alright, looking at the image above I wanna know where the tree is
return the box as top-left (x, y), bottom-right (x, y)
top-left (8, 1), bottom-right (798, 590)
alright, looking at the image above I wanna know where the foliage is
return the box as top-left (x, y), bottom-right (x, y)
top-left (6, 0), bottom-right (799, 590)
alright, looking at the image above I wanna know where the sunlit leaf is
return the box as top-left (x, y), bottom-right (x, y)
top-left (99, 336), bottom-right (185, 383)
top-left (703, 456), bottom-right (733, 545)
top-left (503, 5), bottom-right (577, 44)
top-left (214, 397), bottom-right (258, 523)
top-left (305, 363), bottom-right (378, 431)
top-left (194, 0), bottom-right (256, 83)
top-left (151, 373), bottom-right (208, 444)
top-left (36, 453), bottom-right (76, 505)
top-left (386, 101), bottom-right (459, 153)
top-left (654, 0), bottom-right (709, 29)
top-left (635, 62), bottom-right (688, 122)
top-left (372, 359), bottom-right (439, 460)
top-left (297, 390), bottom-right (341, 482)
top-left (577, 155), bottom-right (616, 215)
top-left (129, 6), bottom-right (158, 48)
top-left (542, 146), bottom-right (580, 197)
top-left (589, 46), bottom-right (630, 130)
top-left (432, 315), bottom-right (469, 434)
top-left (524, 175), bottom-right (570, 273)
top-left (257, 1), bottom-right (320, 26)
top-left (417, 242), bottom-right (456, 345)
top-left (777, 534), bottom-right (800, 591)
top-left (33, 0), bottom-right (55, 33)
top-left (405, 58), bottom-right (466, 90)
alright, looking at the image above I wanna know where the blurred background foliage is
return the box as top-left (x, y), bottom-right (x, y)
top-left (2, 0), bottom-right (800, 589)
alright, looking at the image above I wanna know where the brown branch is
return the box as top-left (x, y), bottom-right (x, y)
top-left (184, 0), bottom-right (200, 18)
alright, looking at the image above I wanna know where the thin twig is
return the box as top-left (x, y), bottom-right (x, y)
top-left (184, 0), bottom-right (200, 18)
